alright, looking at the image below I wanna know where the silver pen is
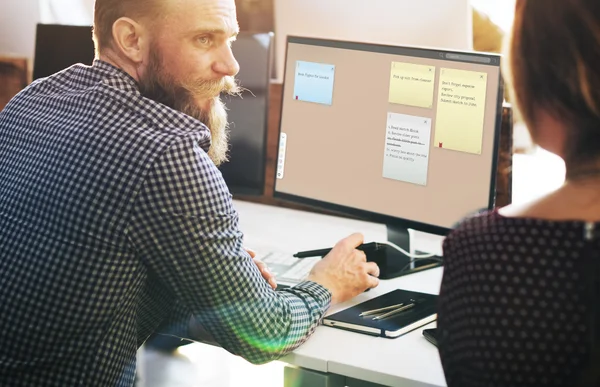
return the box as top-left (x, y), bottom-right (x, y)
top-left (372, 303), bottom-right (415, 320)
top-left (359, 303), bottom-right (404, 317)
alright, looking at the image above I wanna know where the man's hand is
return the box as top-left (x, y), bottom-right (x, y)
top-left (306, 233), bottom-right (380, 305)
top-left (246, 247), bottom-right (277, 289)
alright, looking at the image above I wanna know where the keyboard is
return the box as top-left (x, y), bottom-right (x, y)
top-left (258, 250), bottom-right (321, 284)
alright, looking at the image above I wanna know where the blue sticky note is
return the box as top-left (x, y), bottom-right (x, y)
top-left (293, 61), bottom-right (336, 106)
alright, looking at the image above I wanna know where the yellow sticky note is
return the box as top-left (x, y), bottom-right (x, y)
top-left (434, 68), bottom-right (488, 155)
top-left (388, 62), bottom-right (436, 108)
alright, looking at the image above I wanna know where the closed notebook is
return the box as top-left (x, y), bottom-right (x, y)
top-left (323, 289), bottom-right (437, 338)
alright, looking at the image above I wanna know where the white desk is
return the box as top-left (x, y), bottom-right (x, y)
top-left (232, 148), bottom-right (566, 387)
top-left (234, 200), bottom-right (446, 387)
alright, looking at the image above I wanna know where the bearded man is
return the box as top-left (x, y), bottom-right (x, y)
top-left (0, 0), bottom-right (380, 385)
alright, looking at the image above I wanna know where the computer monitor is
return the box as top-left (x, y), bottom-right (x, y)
top-left (32, 24), bottom-right (272, 196)
top-left (274, 36), bottom-right (503, 278)
top-left (218, 32), bottom-right (273, 195)
top-left (32, 24), bottom-right (95, 80)
top-left (272, 0), bottom-right (473, 81)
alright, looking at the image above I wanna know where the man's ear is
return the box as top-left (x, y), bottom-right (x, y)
top-left (111, 17), bottom-right (148, 63)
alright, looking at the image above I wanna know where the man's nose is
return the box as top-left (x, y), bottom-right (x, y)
top-left (213, 45), bottom-right (240, 77)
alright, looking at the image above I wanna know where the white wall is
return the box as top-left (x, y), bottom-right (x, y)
top-left (273, 0), bottom-right (473, 83)
top-left (39, 0), bottom-right (94, 25)
top-left (0, 0), bottom-right (41, 62)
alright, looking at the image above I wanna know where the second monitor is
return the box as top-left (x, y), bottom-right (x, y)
top-left (275, 36), bottom-right (504, 277)
top-left (219, 32), bottom-right (273, 195)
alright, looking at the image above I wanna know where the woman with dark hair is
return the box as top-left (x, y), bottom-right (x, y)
top-left (437, 0), bottom-right (600, 386)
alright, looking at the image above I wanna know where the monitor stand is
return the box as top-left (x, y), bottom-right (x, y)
top-left (375, 225), bottom-right (443, 279)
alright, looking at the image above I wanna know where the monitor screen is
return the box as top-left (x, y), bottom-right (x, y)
top-left (272, 0), bottom-right (473, 82)
top-left (274, 36), bottom-right (503, 235)
top-left (32, 24), bottom-right (272, 196)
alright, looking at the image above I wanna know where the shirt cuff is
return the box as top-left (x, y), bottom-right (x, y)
top-left (291, 280), bottom-right (332, 308)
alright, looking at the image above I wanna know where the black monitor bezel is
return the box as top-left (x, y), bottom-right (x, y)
top-left (273, 35), bottom-right (504, 237)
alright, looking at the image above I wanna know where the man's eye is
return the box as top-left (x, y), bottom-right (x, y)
top-left (198, 36), bottom-right (210, 45)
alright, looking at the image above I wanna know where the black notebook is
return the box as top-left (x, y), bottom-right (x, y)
top-left (322, 289), bottom-right (437, 338)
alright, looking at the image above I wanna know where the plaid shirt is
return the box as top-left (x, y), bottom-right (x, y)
top-left (0, 60), bottom-right (331, 387)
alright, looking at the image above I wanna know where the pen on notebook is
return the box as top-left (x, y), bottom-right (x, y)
top-left (359, 303), bottom-right (404, 317)
top-left (372, 303), bottom-right (415, 320)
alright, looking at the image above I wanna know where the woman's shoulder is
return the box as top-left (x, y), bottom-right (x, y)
top-left (441, 209), bottom-right (502, 259)
top-left (446, 207), bottom-right (540, 248)
top-left (448, 207), bottom-right (501, 237)
top-left (445, 205), bottom-right (593, 249)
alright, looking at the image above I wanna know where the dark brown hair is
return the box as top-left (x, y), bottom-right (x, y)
top-left (92, 0), bottom-right (163, 55)
top-left (506, 0), bottom-right (600, 171)
top-left (506, 2), bottom-right (600, 386)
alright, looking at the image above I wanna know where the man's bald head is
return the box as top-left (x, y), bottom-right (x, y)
top-left (92, 0), bottom-right (240, 166)
top-left (93, 0), bottom-right (164, 55)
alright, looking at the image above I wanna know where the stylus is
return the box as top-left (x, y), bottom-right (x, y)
top-left (293, 242), bottom-right (378, 258)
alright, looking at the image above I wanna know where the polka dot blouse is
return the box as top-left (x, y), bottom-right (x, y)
top-left (437, 208), bottom-right (599, 387)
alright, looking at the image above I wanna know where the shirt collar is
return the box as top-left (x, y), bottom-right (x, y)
top-left (92, 59), bottom-right (142, 94)
top-left (91, 60), bottom-right (212, 150)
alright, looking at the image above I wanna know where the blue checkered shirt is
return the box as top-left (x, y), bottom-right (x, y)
top-left (0, 60), bottom-right (331, 386)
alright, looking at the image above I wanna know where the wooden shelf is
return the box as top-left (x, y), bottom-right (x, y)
top-left (0, 57), bottom-right (29, 111)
